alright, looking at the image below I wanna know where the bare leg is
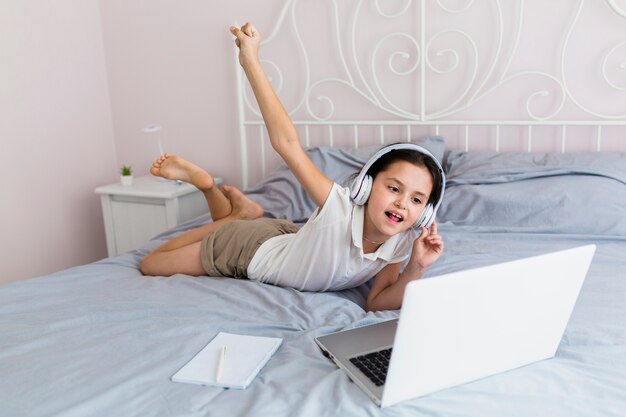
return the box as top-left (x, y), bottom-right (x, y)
top-left (140, 218), bottom-right (230, 276)
top-left (150, 153), bottom-right (233, 221)
top-left (140, 184), bottom-right (264, 276)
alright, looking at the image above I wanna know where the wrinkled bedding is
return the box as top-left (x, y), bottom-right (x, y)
top-left (1, 143), bottom-right (624, 417)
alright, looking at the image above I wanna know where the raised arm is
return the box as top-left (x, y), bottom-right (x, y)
top-left (230, 22), bottom-right (333, 207)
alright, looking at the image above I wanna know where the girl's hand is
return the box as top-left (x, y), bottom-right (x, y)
top-left (230, 22), bottom-right (261, 67)
top-left (411, 221), bottom-right (444, 270)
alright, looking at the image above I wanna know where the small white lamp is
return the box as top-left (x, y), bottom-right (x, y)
top-left (142, 124), bottom-right (164, 155)
top-left (143, 124), bottom-right (177, 183)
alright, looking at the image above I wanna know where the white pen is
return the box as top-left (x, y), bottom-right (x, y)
top-left (216, 345), bottom-right (227, 383)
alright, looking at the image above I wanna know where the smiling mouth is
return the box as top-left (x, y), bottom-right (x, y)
top-left (385, 211), bottom-right (404, 223)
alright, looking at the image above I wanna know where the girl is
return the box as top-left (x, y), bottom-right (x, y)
top-left (140, 22), bottom-right (445, 311)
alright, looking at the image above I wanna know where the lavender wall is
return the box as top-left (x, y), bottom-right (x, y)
top-left (1, 0), bottom-right (117, 284)
top-left (1, 0), bottom-right (624, 284)
top-left (99, 0), bottom-right (286, 188)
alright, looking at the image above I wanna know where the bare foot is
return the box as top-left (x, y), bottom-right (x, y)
top-left (221, 185), bottom-right (264, 220)
top-left (150, 153), bottom-right (214, 190)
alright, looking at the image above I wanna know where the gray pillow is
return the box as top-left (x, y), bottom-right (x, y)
top-left (247, 136), bottom-right (445, 221)
top-left (438, 150), bottom-right (626, 235)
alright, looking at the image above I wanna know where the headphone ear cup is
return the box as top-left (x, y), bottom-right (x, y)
top-left (415, 204), bottom-right (434, 228)
top-left (352, 174), bottom-right (373, 206)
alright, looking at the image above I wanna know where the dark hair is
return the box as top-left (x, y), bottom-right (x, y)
top-left (365, 146), bottom-right (443, 206)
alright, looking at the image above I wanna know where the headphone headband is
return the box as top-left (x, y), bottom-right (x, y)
top-left (350, 143), bottom-right (446, 228)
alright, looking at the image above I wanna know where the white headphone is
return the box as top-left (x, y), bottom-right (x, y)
top-left (349, 143), bottom-right (446, 229)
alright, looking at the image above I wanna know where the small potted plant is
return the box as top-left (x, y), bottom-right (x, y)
top-left (120, 165), bottom-right (133, 186)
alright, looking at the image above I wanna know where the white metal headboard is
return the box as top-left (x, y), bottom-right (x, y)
top-left (236, 0), bottom-right (626, 189)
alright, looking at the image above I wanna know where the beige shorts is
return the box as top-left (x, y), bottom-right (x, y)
top-left (200, 218), bottom-right (299, 279)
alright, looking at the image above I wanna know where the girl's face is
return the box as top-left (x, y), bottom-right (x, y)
top-left (364, 160), bottom-right (434, 242)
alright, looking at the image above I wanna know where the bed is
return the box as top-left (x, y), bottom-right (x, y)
top-left (2, 1), bottom-right (626, 416)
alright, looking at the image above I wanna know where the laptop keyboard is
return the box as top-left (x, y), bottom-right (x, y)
top-left (349, 348), bottom-right (392, 386)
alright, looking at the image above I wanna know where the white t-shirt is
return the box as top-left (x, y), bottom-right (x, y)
top-left (247, 183), bottom-right (418, 291)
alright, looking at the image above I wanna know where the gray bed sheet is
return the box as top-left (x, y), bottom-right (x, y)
top-left (1, 146), bottom-right (625, 417)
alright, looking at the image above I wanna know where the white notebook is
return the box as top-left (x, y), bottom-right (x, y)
top-left (171, 332), bottom-right (283, 389)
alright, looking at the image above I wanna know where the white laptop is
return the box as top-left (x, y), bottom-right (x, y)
top-left (315, 245), bottom-right (596, 407)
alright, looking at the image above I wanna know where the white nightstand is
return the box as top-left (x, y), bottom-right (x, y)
top-left (95, 175), bottom-right (222, 256)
